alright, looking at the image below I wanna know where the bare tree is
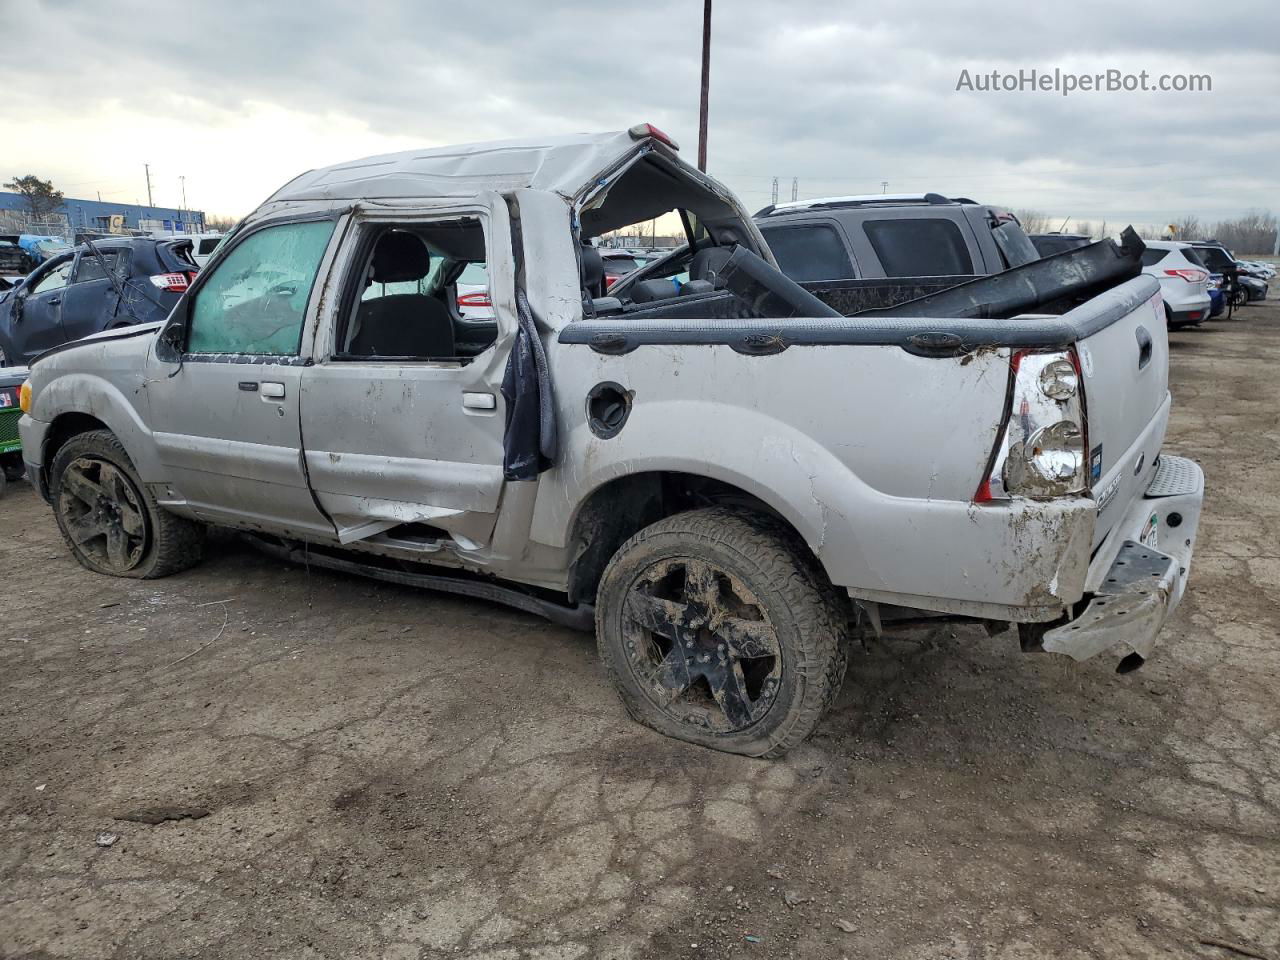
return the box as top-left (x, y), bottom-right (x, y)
top-left (1097, 220), bottom-right (1108, 241)
top-left (1074, 221), bottom-right (1094, 240)
top-left (1170, 215), bottom-right (1202, 241)
top-left (1012, 209), bottom-right (1051, 234)
top-left (1209, 210), bottom-right (1277, 255)
top-left (203, 214), bottom-right (241, 233)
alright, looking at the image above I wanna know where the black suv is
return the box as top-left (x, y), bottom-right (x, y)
top-left (752, 192), bottom-right (1040, 283)
top-left (0, 237), bottom-right (197, 366)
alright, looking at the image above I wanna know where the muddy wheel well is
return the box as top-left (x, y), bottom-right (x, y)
top-left (44, 413), bottom-right (110, 472)
top-left (566, 472), bottom-right (827, 606)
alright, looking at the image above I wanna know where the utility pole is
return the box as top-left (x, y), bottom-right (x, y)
top-left (880, 180), bottom-right (889, 194)
top-left (791, 178), bottom-right (798, 202)
top-left (697, 0), bottom-right (712, 172)
top-left (771, 177), bottom-right (779, 204)
top-left (179, 176), bottom-right (187, 214)
top-left (144, 164), bottom-right (154, 207)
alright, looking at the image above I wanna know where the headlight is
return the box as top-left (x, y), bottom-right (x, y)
top-left (19, 380), bottom-right (31, 413)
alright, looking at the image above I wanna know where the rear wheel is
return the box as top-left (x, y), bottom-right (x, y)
top-left (50, 429), bottom-right (205, 579)
top-left (596, 508), bottom-right (848, 757)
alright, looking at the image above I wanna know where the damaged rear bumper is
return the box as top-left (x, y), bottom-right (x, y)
top-left (1042, 454), bottom-right (1203, 669)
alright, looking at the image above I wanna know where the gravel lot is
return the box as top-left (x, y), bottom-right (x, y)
top-left (3, 301), bottom-right (1278, 960)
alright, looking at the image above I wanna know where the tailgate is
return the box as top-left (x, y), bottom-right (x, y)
top-left (1073, 280), bottom-right (1169, 549)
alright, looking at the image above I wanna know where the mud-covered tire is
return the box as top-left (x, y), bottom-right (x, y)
top-left (596, 507), bottom-right (848, 758)
top-left (50, 429), bottom-right (205, 579)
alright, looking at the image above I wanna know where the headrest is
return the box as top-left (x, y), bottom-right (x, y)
top-left (631, 278), bottom-right (680, 303)
top-left (371, 231), bottom-right (432, 283)
top-left (689, 246), bottom-right (733, 285)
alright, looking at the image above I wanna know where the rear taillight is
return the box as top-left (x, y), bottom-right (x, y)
top-left (456, 291), bottom-right (491, 308)
top-left (149, 271), bottom-right (195, 292)
top-left (1164, 268), bottom-right (1208, 283)
top-left (975, 348), bottom-right (1089, 502)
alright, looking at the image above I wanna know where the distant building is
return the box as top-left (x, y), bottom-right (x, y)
top-left (0, 192), bottom-right (205, 238)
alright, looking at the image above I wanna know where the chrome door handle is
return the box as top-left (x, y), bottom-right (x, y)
top-left (462, 392), bottom-right (496, 410)
top-left (261, 381), bottom-right (286, 399)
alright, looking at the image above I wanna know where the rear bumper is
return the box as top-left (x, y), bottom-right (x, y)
top-left (1167, 306), bottom-right (1208, 326)
top-left (1042, 455), bottom-right (1203, 668)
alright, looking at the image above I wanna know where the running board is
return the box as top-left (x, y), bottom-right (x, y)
top-left (243, 535), bottom-right (595, 632)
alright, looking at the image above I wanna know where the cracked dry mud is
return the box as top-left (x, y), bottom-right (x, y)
top-left (3, 301), bottom-right (1279, 960)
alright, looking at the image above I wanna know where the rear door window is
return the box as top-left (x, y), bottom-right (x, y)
top-left (188, 219), bottom-right (335, 355)
top-left (73, 250), bottom-right (123, 283)
top-left (862, 218), bottom-right (974, 277)
top-left (1140, 248), bottom-right (1169, 267)
top-left (759, 223), bottom-right (855, 282)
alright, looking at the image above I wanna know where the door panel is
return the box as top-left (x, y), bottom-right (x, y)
top-left (61, 250), bottom-right (125, 343)
top-left (299, 359), bottom-right (508, 546)
top-left (148, 361), bottom-right (331, 535)
top-left (15, 257), bottom-right (73, 360)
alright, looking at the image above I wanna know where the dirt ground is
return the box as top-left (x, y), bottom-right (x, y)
top-left (3, 302), bottom-right (1279, 960)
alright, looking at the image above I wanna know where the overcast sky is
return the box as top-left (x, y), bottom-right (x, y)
top-left (6, 0), bottom-right (1277, 232)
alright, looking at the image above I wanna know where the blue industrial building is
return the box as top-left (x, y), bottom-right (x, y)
top-left (0, 192), bottom-right (205, 235)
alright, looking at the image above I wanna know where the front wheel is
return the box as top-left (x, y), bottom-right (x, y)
top-left (595, 508), bottom-right (848, 757)
top-left (50, 429), bottom-right (205, 579)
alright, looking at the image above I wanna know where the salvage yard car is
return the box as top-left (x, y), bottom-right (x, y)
top-left (0, 236), bottom-right (199, 366)
top-left (17, 125), bottom-right (1205, 757)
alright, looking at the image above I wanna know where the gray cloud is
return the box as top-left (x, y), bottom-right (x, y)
top-left (8, 0), bottom-right (1278, 224)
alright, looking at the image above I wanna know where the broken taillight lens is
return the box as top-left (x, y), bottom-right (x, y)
top-left (149, 272), bottom-right (194, 292)
top-left (975, 348), bottom-right (1089, 502)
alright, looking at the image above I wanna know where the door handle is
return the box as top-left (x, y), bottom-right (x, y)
top-left (462, 392), bottom-right (496, 410)
top-left (48, 297), bottom-right (61, 306)
top-left (1135, 326), bottom-right (1153, 370)
top-left (261, 382), bottom-right (286, 399)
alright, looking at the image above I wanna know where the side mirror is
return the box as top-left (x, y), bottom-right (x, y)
top-left (155, 321), bottom-right (185, 362)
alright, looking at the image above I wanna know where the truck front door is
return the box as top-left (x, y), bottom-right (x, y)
top-left (145, 215), bottom-right (343, 538)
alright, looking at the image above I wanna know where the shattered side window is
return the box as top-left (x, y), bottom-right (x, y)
top-left (188, 220), bottom-right (335, 355)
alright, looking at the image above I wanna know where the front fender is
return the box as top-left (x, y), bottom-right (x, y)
top-left (26, 366), bottom-right (160, 481)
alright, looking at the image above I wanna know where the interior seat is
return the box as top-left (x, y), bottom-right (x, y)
top-left (689, 245), bottom-right (733, 287)
top-left (581, 242), bottom-right (605, 299)
top-left (348, 232), bottom-right (454, 357)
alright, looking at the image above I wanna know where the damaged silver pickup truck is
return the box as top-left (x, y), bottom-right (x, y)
top-left (17, 124), bottom-right (1204, 757)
